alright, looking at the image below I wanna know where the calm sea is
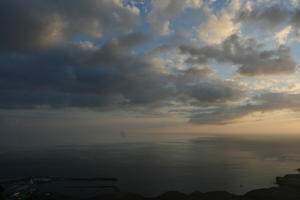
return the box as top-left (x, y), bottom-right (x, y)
top-left (1, 133), bottom-right (300, 197)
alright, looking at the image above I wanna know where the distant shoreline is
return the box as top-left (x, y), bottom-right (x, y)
top-left (3, 169), bottom-right (300, 200)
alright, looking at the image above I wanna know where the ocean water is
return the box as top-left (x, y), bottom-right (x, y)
top-left (1, 133), bottom-right (300, 197)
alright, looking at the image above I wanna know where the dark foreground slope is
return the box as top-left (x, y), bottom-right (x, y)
top-left (8, 170), bottom-right (300, 200)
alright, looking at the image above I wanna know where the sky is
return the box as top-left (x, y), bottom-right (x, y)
top-left (2, 0), bottom-right (300, 145)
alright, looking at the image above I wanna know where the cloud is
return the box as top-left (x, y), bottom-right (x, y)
top-left (0, 32), bottom-right (175, 109)
top-left (274, 25), bottom-right (293, 44)
top-left (235, 3), bottom-right (300, 42)
top-left (236, 47), bottom-right (296, 76)
top-left (194, 0), bottom-right (241, 44)
top-left (2, 0), bottom-right (300, 127)
top-left (235, 4), bottom-right (291, 30)
top-left (0, 27), bottom-right (247, 113)
top-left (196, 13), bottom-right (239, 44)
top-left (175, 69), bottom-right (245, 104)
top-left (0, 0), bottom-right (248, 121)
top-left (291, 0), bottom-right (300, 6)
top-left (189, 92), bottom-right (300, 124)
top-left (0, 0), bottom-right (140, 52)
top-left (180, 34), bottom-right (297, 76)
top-left (148, 0), bottom-right (202, 35)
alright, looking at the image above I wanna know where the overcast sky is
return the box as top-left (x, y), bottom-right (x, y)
top-left (2, 0), bottom-right (300, 144)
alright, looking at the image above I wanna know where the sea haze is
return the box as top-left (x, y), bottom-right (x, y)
top-left (0, 133), bottom-right (300, 197)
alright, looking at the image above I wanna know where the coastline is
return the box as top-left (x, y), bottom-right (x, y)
top-left (5, 169), bottom-right (300, 200)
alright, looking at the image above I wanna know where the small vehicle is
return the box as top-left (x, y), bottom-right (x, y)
top-left (0, 176), bottom-right (119, 200)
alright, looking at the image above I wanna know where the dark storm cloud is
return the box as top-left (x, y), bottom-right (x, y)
top-left (0, 32), bottom-right (175, 109)
top-left (180, 34), bottom-right (297, 76)
top-left (0, 0), bottom-right (245, 113)
top-left (0, 31), bottom-right (246, 111)
top-left (189, 92), bottom-right (300, 124)
top-left (0, 48), bottom-right (244, 110)
top-left (2, 0), bottom-right (300, 126)
top-left (0, 0), bottom-right (140, 52)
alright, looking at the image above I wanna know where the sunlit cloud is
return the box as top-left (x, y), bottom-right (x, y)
top-left (1, 0), bottom-right (300, 131)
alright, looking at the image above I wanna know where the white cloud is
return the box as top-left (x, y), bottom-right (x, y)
top-left (275, 25), bottom-right (293, 44)
top-left (194, 0), bottom-right (241, 44)
top-left (186, 0), bottom-right (202, 8)
top-left (195, 13), bottom-right (240, 44)
top-left (291, 0), bottom-right (300, 6)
